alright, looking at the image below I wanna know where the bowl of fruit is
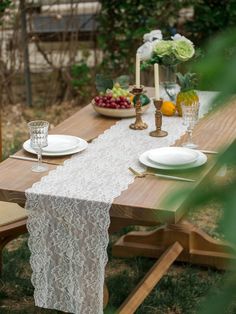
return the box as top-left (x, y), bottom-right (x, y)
top-left (92, 75), bottom-right (150, 118)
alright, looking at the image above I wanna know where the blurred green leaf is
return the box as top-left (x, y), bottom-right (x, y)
top-left (95, 74), bottom-right (113, 93)
top-left (114, 75), bottom-right (130, 89)
top-left (194, 28), bottom-right (236, 102)
top-left (164, 27), bottom-right (236, 313)
top-left (133, 94), bottom-right (150, 106)
top-left (198, 274), bottom-right (236, 314)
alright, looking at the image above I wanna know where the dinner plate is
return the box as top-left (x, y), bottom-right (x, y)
top-left (148, 147), bottom-right (199, 166)
top-left (23, 135), bottom-right (88, 156)
top-left (43, 135), bottom-right (81, 153)
top-left (139, 149), bottom-right (207, 170)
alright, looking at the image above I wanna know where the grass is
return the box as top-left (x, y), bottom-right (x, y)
top-left (1, 231), bottom-right (236, 314)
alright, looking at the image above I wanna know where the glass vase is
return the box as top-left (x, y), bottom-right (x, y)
top-left (160, 65), bottom-right (179, 102)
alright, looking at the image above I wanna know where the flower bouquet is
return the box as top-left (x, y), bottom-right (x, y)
top-left (140, 32), bottom-right (195, 68)
top-left (139, 31), bottom-right (195, 100)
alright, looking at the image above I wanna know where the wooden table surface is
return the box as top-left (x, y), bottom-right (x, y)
top-left (0, 89), bottom-right (235, 225)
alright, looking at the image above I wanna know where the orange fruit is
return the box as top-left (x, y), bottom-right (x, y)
top-left (161, 101), bottom-right (176, 116)
top-left (129, 94), bottom-right (134, 103)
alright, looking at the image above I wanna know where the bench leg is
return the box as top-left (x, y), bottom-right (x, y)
top-left (113, 220), bottom-right (236, 270)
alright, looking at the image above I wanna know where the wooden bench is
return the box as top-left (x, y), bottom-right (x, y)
top-left (0, 106), bottom-right (27, 275)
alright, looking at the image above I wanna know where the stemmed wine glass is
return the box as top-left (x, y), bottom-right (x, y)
top-left (28, 120), bottom-right (49, 172)
top-left (181, 102), bottom-right (199, 149)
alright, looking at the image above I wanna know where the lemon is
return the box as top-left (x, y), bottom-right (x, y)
top-left (161, 101), bottom-right (176, 116)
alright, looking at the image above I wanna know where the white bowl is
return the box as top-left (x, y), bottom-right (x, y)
top-left (92, 100), bottom-right (150, 118)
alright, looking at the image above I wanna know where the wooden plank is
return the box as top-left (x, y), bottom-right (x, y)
top-left (117, 242), bottom-right (183, 314)
top-left (0, 91), bottom-right (235, 224)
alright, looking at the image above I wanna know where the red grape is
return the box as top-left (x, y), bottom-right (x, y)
top-left (94, 94), bottom-right (133, 109)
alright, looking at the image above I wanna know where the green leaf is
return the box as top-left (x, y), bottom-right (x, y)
top-left (114, 75), bottom-right (130, 89)
top-left (95, 74), bottom-right (113, 93)
top-left (133, 94), bottom-right (150, 106)
top-left (176, 72), bottom-right (198, 91)
top-left (176, 72), bottom-right (185, 87)
top-left (198, 275), bottom-right (236, 314)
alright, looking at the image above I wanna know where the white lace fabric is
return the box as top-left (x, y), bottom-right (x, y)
top-left (25, 91), bottom-right (215, 313)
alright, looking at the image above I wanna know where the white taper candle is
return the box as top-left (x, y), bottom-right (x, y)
top-left (135, 53), bottom-right (141, 87)
top-left (154, 63), bottom-right (160, 100)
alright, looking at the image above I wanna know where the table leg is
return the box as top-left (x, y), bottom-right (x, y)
top-left (103, 283), bottom-right (109, 309)
top-left (117, 242), bottom-right (183, 314)
top-left (113, 220), bottom-right (236, 270)
top-left (109, 217), bottom-right (159, 234)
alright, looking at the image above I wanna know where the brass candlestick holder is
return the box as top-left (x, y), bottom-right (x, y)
top-left (149, 98), bottom-right (168, 137)
top-left (129, 86), bottom-right (148, 130)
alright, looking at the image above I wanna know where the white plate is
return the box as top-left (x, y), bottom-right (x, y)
top-left (148, 147), bottom-right (199, 166)
top-left (42, 135), bottom-right (81, 153)
top-left (139, 149), bottom-right (207, 170)
top-left (23, 135), bottom-right (88, 156)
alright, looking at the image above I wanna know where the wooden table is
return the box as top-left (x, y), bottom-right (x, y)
top-left (0, 89), bottom-right (236, 313)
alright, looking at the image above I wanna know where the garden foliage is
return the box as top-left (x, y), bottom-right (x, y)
top-left (0, 0), bottom-right (11, 13)
top-left (98, 1), bottom-right (236, 77)
top-left (186, 0), bottom-right (236, 45)
top-left (98, 0), bottom-right (192, 75)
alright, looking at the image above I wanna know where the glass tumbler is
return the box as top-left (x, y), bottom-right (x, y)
top-left (28, 120), bottom-right (49, 172)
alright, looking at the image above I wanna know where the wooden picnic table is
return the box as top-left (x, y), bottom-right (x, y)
top-left (0, 88), bottom-right (236, 313)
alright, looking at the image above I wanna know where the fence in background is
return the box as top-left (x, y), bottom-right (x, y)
top-left (0, 0), bottom-right (101, 106)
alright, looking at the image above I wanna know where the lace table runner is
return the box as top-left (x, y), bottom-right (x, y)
top-left (25, 91), bottom-right (216, 314)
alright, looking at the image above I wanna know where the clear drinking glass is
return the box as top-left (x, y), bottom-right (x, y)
top-left (161, 65), bottom-right (180, 102)
top-left (163, 82), bottom-right (178, 102)
top-left (28, 120), bottom-right (49, 172)
top-left (181, 102), bottom-right (199, 149)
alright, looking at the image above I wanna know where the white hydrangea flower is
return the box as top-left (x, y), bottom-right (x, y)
top-left (149, 29), bottom-right (163, 41)
top-left (143, 29), bottom-right (163, 42)
top-left (137, 41), bottom-right (154, 61)
top-left (171, 33), bottom-right (194, 46)
top-left (143, 33), bottom-right (152, 42)
top-left (171, 34), bottom-right (183, 41)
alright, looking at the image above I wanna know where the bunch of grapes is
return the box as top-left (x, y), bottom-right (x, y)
top-left (94, 95), bottom-right (132, 109)
top-left (111, 83), bottom-right (130, 98)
